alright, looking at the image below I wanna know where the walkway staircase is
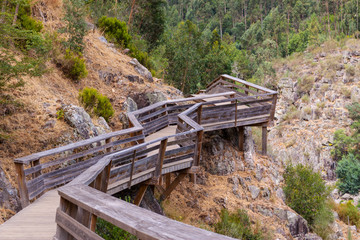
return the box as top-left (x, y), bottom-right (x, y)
top-left (0, 75), bottom-right (277, 240)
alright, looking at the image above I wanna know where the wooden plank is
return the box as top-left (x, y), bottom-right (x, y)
top-left (15, 162), bottom-right (30, 208)
top-left (58, 185), bottom-right (236, 240)
top-left (160, 173), bottom-right (187, 201)
top-left (55, 209), bottom-right (103, 240)
top-left (15, 127), bottom-right (142, 164)
top-left (133, 184), bottom-right (148, 206)
top-left (220, 74), bottom-right (277, 94)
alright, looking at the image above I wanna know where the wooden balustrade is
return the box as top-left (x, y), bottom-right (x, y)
top-left (12, 75), bottom-right (277, 240)
top-left (14, 127), bottom-right (144, 208)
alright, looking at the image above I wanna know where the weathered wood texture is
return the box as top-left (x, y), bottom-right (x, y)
top-left (0, 190), bottom-right (59, 240)
top-left (57, 184), bottom-right (236, 240)
top-left (8, 75), bottom-right (276, 240)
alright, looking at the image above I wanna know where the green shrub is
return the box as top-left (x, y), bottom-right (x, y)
top-left (79, 87), bottom-right (114, 122)
top-left (312, 205), bottom-right (334, 240)
top-left (336, 154), bottom-right (360, 194)
top-left (20, 15), bottom-right (43, 32)
top-left (284, 164), bottom-right (330, 226)
top-left (98, 16), bottom-right (131, 48)
top-left (56, 109), bottom-right (64, 120)
top-left (98, 16), bottom-right (151, 69)
top-left (63, 50), bottom-right (88, 81)
top-left (331, 129), bottom-right (353, 161)
top-left (214, 209), bottom-right (263, 239)
top-left (332, 201), bottom-right (360, 228)
top-left (96, 218), bottom-right (136, 240)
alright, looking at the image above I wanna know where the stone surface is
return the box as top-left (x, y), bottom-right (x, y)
top-left (123, 97), bottom-right (138, 113)
top-left (129, 58), bottom-right (153, 82)
top-left (63, 104), bottom-right (110, 139)
top-left (0, 167), bottom-right (21, 212)
top-left (287, 211), bottom-right (309, 237)
top-left (248, 185), bottom-right (260, 199)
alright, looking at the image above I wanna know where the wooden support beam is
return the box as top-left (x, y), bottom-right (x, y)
top-left (153, 139), bottom-right (168, 183)
top-left (191, 130), bottom-right (203, 184)
top-left (262, 125), bottom-right (267, 155)
top-left (238, 126), bottom-right (244, 151)
top-left (15, 162), bottom-right (30, 208)
top-left (160, 173), bottom-right (187, 201)
top-left (165, 173), bottom-right (171, 189)
top-left (197, 105), bottom-right (203, 124)
top-left (134, 184), bottom-right (148, 206)
top-left (128, 150), bottom-right (136, 189)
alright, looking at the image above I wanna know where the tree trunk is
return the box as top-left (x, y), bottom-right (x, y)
top-left (128, 0), bottom-right (136, 26)
top-left (260, 0), bottom-right (263, 26)
top-left (326, 0), bottom-right (331, 38)
top-left (219, 17), bottom-right (223, 40)
top-left (181, 63), bottom-right (188, 94)
top-left (12, 2), bottom-right (19, 25)
top-left (244, 1), bottom-right (247, 30)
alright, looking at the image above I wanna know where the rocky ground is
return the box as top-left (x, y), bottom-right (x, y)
top-left (268, 40), bottom-right (360, 181)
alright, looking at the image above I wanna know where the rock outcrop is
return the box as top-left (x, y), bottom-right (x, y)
top-left (0, 168), bottom-right (21, 214)
top-left (129, 58), bottom-right (153, 82)
top-left (63, 104), bottom-right (111, 139)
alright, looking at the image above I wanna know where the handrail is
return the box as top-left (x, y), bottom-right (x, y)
top-left (12, 74), bottom-right (277, 239)
top-left (206, 74), bottom-right (277, 94)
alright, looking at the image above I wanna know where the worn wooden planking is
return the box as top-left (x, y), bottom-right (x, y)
top-left (59, 184), bottom-right (236, 240)
top-left (0, 190), bottom-right (59, 240)
top-left (8, 74), bottom-right (277, 240)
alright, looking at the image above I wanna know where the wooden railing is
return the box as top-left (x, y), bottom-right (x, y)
top-left (13, 75), bottom-right (278, 239)
top-left (55, 155), bottom-right (234, 240)
top-left (14, 127), bottom-right (144, 208)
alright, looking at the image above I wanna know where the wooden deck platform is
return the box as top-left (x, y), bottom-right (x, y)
top-left (0, 190), bottom-right (59, 240)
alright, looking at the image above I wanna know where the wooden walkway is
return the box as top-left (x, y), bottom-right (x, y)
top-left (0, 190), bottom-right (59, 240)
top-left (2, 74), bottom-right (277, 240)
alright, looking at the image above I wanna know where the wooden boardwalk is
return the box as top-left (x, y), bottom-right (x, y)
top-left (0, 190), bottom-right (59, 240)
top-left (2, 75), bottom-right (277, 240)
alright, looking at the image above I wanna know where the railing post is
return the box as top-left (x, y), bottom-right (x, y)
top-left (262, 125), bottom-right (267, 155)
top-left (191, 129), bottom-right (204, 184)
top-left (269, 93), bottom-right (278, 125)
top-left (154, 139), bottom-right (168, 184)
top-left (197, 105), bottom-right (202, 124)
top-left (105, 137), bottom-right (112, 153)
top-left (128, 150), bottom-right (137, 189)
top-left (15, 162), bottom-right (29, 208)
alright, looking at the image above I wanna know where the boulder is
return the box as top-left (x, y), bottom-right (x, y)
top-left (257, 205), bottom-right (273, 217)
top-left (287, 211), bottom-right (309, 237)
top-left (63, 105), bottom-right (111, 139)
top-left (63, 104), bottom-right (99, 139)
top-left (0, 167), bottom-right (21, 212)
top-left (248, 185), bottom-right (260, 199)
top-left (129, 58), bottom-right (153, 82)
top-left (295, 233), bottom-right (322, 240)
top-left (145, 91), bottom-right (167, 105)
top-left (123, 97), bottom-right (138, 113)
top-left (274, 208), bottom-right (288, 221)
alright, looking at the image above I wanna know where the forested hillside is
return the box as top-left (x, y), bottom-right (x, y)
top-left (88, 0), bottom-right (360, 93)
